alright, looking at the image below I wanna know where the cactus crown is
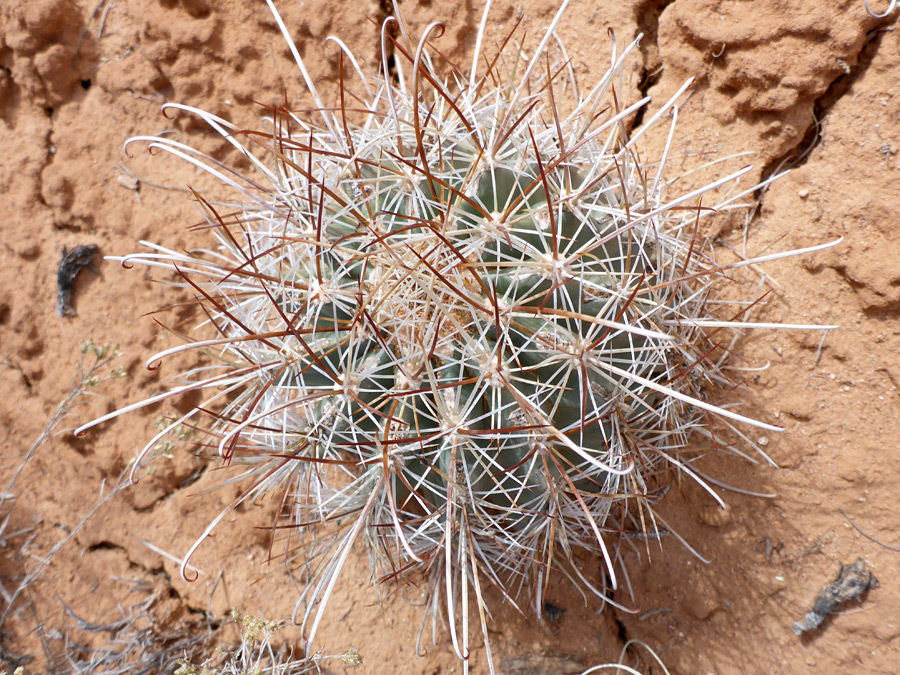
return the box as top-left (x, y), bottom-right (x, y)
top-left (77, 1), bottom-right (839, 671)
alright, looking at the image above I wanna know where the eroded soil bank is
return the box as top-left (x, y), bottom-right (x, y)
top-left (1, 1), bottom-right (898, 672)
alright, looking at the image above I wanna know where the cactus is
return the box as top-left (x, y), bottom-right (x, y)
top-left (77, 1), bottom-right (839, 671)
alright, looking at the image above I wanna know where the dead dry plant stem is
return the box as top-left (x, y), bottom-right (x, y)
top-left (838, 507), bottom-right (900, 553)
top-left (0, 473), bottom-right (130, 632)
top-left (0, 341), bottom-right (127, 633)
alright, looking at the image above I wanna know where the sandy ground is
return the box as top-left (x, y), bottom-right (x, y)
top-left (1, 0), bottom-right (899, 673)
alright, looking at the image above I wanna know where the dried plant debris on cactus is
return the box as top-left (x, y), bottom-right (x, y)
top-left (57, 244), bottom-right (99, 317)
top-left (792, 558), bottom-right (878, 635)
top-left (75, 0), bottom-right (843, 671)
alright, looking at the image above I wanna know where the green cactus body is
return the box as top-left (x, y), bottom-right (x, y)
top-left (270, 141), bottom-right (658, 522)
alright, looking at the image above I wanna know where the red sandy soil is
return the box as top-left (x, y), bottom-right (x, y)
top-left (1, 1), bottom-right (899, 673)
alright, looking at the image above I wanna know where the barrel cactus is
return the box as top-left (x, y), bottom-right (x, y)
top-left (78, 0), bottom-right (838, 670)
